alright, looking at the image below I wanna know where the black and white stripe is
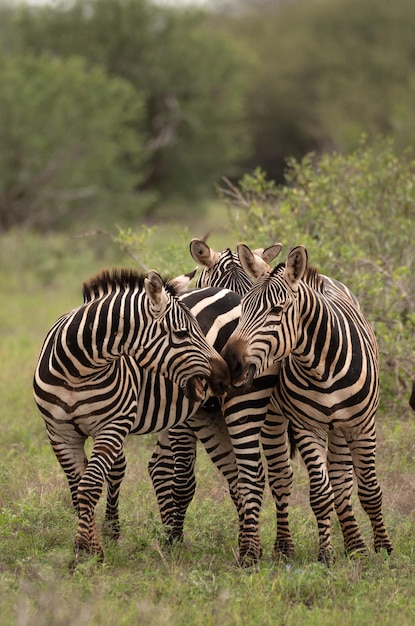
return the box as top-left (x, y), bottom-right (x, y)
top-left (409, 379), bottom-right (415, 411)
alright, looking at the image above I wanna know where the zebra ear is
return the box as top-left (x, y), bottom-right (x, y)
top-left (284, 246), bottom-right (308, 290)
top-left (145, 270), bottom-right (169, 316)
top-left (252, 243), bottom-right (283, 265)
top-left (168, 268), bottom-right (197, 293)
top-left (237, 243), bottom-right (269, 279)
top-left (190, 238), bottom-right (220, 268)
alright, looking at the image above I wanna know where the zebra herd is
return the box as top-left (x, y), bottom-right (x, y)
top-left (33, 238), bottom-right (394, 565)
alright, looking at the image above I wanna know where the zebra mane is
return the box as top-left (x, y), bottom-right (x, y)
top-left (302, 266), bottom-right (325, 292)
top-left (270, 262), bottom-right (286, 277)
top-left (82, 269), bottom-right (177, 303)
top-left (270, 263), bottom-right (325, 293)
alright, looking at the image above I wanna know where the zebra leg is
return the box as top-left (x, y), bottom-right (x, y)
top-left (103, 446), bottom-right (127, 541)
top-left (163, 405), bottom-right (257, 545)
top-left (148, 430), bottom-right (177, 538)
top-left (296, 429), bottom-right (335, 565)
top-left (222, 368), bottom-right (278, 564)
top-left (169, 424), bottom-right (198, 542)
top-left (261, 405), bottom-right (295, 557)
top-left (223, 401), bottom-right (266, 564)
top-left (327, 428), bottom-right (368, 556)
top-left (148, 426), bottom-right (198, 544)
top-left (410, 378), bottom-right (415, 411)
top-left (74, 431), bottom-right (129, 560)
top-left (188, 407), bottom-right (244, 521)
top-left (347, 428), bottom-right (393, 555)
top-left (48, 434), bottom-right (88, 515)
top-left (148, 408), bottom-right (247, 545)
top-left (47, 433), bottom-right (103, 561)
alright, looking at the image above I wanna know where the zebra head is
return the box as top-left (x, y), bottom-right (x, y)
top-left (141, 270), bottom-right (230, 401)
top-left (222, 245), bottom-right (308, 388)
top-left (190, 238), bottom-right (282, 296)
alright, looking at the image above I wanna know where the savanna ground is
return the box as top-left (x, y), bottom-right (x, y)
top-left (1, 228), bottom-right (415, 626)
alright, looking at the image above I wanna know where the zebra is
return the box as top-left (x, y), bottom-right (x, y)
top-left (33, 267), bottom-right (230, 561)
top-left (222, 244), bottom-right (393, 563)
top-left (147, 239), bottom-right (291, 555)
top-left (149, 239), bottom-right (366, 561)
top-left (100, 280), bottom-right (251, 549)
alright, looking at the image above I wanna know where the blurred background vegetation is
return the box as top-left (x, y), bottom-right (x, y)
top-left (0, 0), bottom-right (415, 229)
top-left (0, 0), bottom-right (414, 405)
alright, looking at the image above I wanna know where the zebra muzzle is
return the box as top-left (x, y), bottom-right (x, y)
top-left (185, 376), bottom-right (207, 403)
top-left (232, 362), bottom-right (256, 390)
top-left (206, 356), bottom-right (231, 397)
top-left (222, 338), bottom-right (255, 389)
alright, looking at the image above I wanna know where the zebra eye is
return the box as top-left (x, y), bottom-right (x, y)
top-left (265, 306), bottom-right (283, 327)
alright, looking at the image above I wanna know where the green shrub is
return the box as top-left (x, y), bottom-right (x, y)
top-left (222, 136), bottom-right (415, 409)
top-left (0, 53), bottom-right (148, 232)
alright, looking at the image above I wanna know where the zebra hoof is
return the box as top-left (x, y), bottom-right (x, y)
top-left (374, 538), bottom-right (393, 555)
top-left (318, 548), bottom-right (335, 567)
top-left (167, 531), bottom-right (184, 545)
top-left (238, 552), bottom-right (261, 568)
top-left (274, 539), bottom-right (295, 558)
top-left (102, 519), bottom-right (121, 542)
top-left (74, 540), bottom-right (89, 561)
top-left (69, 545), bottom-right (104, 571)
top-left (74, 537), bottom-right (104, 561)
top-left (345, 542), bottom-right (368, 559)
top-left (238, 543), bottom-right (262, 567)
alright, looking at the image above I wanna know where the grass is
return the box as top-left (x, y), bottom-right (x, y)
top-left (1, 230), bottom-right (415, 625)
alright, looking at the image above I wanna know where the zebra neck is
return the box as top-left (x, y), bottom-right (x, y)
top-left (61, 290), bottom-right (149, 373)
top-left (294, 296), bottom-right (340, 371)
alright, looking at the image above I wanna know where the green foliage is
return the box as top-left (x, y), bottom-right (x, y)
top-left (6, 0), bottom-right (250, 206)
top-left (113, 224), bottom-right (198, 275)
top-left (222, 137), bottom-right (415, 408)
top-left (1, 0), bottom-right (415, 220)
top-left (0, 53), bottom-right (148, 231)
top-left (222, 0), bottom-right (415, 179)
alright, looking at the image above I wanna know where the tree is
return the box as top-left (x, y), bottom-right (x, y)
top-left (220, 0), bottom-right (415, 180)
top-left (0, 53), bottom-right (147, 231)
top-left (8, 0), bottom-right (250, 207)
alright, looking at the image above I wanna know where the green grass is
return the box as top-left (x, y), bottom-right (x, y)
top-left (1, 231), bottom-right (415, 625)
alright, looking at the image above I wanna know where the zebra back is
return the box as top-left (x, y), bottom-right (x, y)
top-left (180, 287), bottom-right (241, 353)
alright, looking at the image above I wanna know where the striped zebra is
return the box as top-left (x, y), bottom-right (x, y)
top-left (149, 240), bottom-right (365, 561)
top-left (147, 240), bottom-right (290, 553)
top-left (33, 268), bottom-right (230, 561)
top-left (222, 244), bottom-right (393, 563)
top-left (101, 282), bottom-right (249, 548)
top-left (410, 379), bottom-right (415, 410)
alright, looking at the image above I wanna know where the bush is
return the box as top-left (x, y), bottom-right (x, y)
top-left (221, 136), bottom-right (415, 409)
top-left (0, 53), bottom-right (148, 231)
